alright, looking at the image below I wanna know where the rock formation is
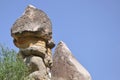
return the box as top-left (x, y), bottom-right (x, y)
top-left (51, 41), bottom-right (92, 80)
top-left (11, 5), bottom-right (55, 80)
top-left (11, 5), bottom-right (92, 80)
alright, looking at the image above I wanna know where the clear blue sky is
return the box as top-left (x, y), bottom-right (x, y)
top-left (0, 0), bottom-right (120, 80)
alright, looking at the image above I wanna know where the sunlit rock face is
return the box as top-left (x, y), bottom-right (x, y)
top-left (11, 5), bottom-right (55, 80)
top-left (11, 4), bottom-right (92, 80)
top-left (11, 5), bottom-right (52, 40)
top-left (51, 41), bottom-right (92, 80)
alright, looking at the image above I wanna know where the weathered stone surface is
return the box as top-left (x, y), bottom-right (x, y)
top-left (11, 4), bottom-right (91, 80)
top-left (11, 5), bottom-right (52, 40)
top-left (11, 5), bottom-right (55, 80)
top-left (14, 37), bottom-right (46, 49)
top-left (19, 46), bottom-right (47, 57)
top-left (51, 41), bottom-right (92, 80)
top-left (24, 56), bottom-right (50, 80)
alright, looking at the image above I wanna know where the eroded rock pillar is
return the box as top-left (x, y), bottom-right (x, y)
top-left (11, 5), bottom-right (55, 80)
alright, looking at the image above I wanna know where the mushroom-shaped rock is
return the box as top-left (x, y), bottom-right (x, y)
top-left (11, 5), bottom-right (55, 49)
top-left (11, 5), bottom-right (52, 40)
top-left (11, 5), bottom-right (55, 80)
top-left (51, 41), bottom-right (92, 80)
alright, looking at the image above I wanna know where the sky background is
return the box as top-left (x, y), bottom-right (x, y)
top-left (0, 0), bottom-right (120, 80)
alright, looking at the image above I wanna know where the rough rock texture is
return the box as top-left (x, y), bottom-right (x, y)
top-left (11, 5), bottom-right (55, 80)
top-left (11, 5), bottom-right (53, 41)
top-left (24, 56), bottom-right (49, 80)
top-left (11, 4), bottom-right (92, 80)
top-left (51, 41), bottom-right (92, 80)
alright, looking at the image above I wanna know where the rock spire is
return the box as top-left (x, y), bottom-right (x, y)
top-left (11, 5), bottom-right (55, 80)
top-left (11, 5), bottom-right (92, 80)
top-left (51, 41), bottom-right (92, 80)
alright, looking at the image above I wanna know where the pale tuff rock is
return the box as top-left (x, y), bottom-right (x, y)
top-left (11, 5), bottom-right (52, 40)
top-left (24, 56), bottom-right (48, 80)
top-left (51, 41), bottom-right (92, 80)
top-left (11, 5), bottom-right (55, 80)
top-left (11, 4), bottom-right (92, 80)
top-left (11, 5), bottom-right (55, 49)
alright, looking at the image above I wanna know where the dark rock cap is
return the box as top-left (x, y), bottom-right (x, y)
top-left (11, 5), bottom-right (52, 40)
top-left (51, 41), bottom-right (92, 80)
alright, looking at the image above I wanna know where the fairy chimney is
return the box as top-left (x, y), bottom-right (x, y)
top-left (11, 5), bottom-right (92, 80)
top-left (11, 5), bottom-right (55, 80)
